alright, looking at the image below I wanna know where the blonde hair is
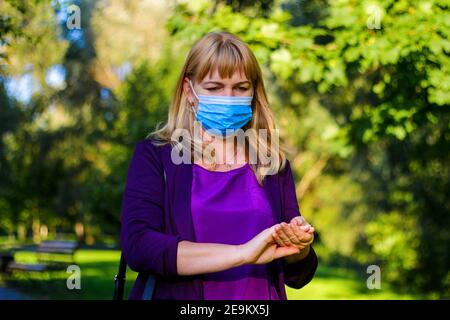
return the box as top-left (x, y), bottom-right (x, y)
top-left (148, 31), bottom-right (287, 185)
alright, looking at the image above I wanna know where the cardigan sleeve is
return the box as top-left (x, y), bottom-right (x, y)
top-left (120, 140), bottom-right (185, 277)
top-left (280, 159), bottom-right (318, 289)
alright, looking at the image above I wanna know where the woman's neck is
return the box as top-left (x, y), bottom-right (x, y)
top-left (199, 128), bottom-right (246, 168)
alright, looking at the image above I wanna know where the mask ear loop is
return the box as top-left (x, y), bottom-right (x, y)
top-left (189, 79), bottom-right (199, 99)
top-left (188, 79), bottom-right (199, 115)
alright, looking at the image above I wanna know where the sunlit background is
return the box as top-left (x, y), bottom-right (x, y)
top-left (0, 0), bottom-right (449, 300)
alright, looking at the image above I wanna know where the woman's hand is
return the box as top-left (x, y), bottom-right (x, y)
top-left (272, 216), bottom-right (315, 250)
top-left (238, 224), bottom-right (301, 265)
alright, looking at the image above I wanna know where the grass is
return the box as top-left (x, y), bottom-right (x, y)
top-left (1, 249), bottom-right (421, 300)
top-left (2, 249), bottom-right (138, 300)
top-left (286, 264), bottom-right (419, 300)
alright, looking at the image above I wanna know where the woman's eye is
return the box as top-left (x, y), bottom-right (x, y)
top-left (206, 87), bottom-right (219, 91)
top-left (238, 87), bottom-right (249, 91)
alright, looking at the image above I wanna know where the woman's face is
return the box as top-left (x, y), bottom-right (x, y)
top-left (184, 69), bottom-right (253, 141)
top-left (185, 69), bottom-right (253, 104)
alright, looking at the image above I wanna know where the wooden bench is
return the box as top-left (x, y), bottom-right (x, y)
top-left (6, 240), bottom-right (79, 273)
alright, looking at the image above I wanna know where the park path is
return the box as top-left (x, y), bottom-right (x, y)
top-left (0, 286), bottom-right (31, 300)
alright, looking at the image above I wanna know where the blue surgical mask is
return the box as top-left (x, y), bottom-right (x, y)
top-left (189, 80), bottom-right (253, 137)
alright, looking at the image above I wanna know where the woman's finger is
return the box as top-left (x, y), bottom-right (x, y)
top-left (275, 224), bottom-right (290, 246)
top-left (293, 217), bottom-right (313, 232)
top-left (300, 232), bottom-right (314, 246)
top-left (281, 223), bottom-right (301, 245)
top-left (293, 218), bottom-right (313, 230)
top-left (275, 224), bottom-right (291, 246)
top-left (291, 223), bottom-right (313, 242)
top-left (270, 224), bottom-right (284, 246)
top-left (291, 216), bottom-right (305, 226)
top-left (300, 224), bottom-right (311, 232)
top-left (272, 232), bottom-right (284, 247)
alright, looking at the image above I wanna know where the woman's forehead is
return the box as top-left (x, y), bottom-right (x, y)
top-left (198, 68), bottom-right (249, 83)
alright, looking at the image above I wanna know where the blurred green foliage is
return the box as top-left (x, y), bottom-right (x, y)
top-left (0, 0), bottom-right (449, 298)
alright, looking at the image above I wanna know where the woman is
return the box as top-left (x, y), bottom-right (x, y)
top-left (121, 31), bottom-right (318, 300)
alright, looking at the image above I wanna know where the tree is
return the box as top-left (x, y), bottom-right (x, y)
top-left (166, 0), bottom-right (450, 296)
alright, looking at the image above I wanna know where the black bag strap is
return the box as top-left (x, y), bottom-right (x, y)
top-left (113, 252), bottom-right (127, 300)
top-left (113, 144), bottom-right (167, 300)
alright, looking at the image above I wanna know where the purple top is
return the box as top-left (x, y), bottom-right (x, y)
top-left (121, 139), bottom-right (318, 300)
top-left (191, 162), bottom-right (279, 300)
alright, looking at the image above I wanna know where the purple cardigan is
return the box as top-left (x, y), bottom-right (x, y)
top-left (120, 139), bottom-right (318, 300)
